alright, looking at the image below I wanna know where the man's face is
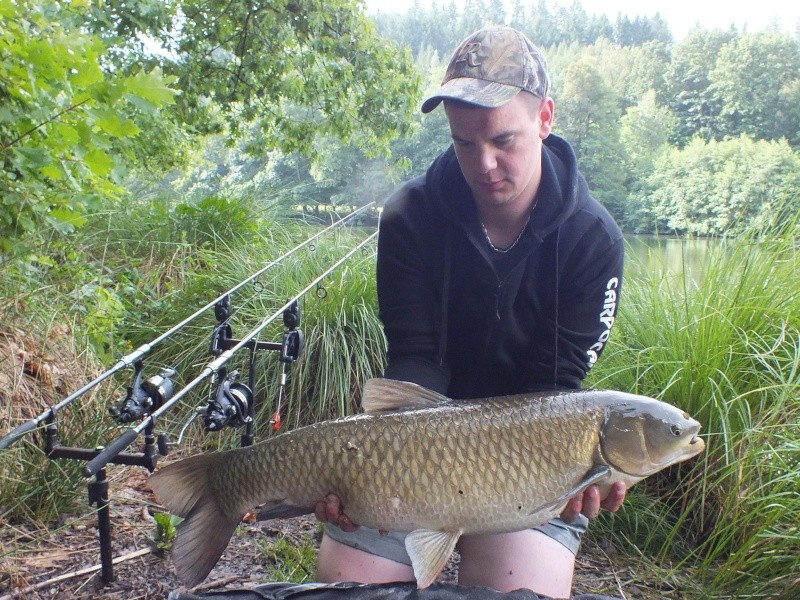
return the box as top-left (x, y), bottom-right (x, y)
top-left (444, 93), bottom-right (554, 214)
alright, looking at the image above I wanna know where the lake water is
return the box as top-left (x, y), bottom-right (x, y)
top-left (625, 235), bottom-right (714, 278)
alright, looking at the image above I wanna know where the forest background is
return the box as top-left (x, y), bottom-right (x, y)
top-left (3, 0), bottom-right (800, 250)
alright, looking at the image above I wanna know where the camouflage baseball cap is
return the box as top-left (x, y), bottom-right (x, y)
top-left (421, 26), bottom-right (550, 114)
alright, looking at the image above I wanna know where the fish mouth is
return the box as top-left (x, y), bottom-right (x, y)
top-left (689, 434), bottom-right (705, 453)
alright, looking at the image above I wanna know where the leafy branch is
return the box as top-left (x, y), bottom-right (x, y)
top-left (1, 99), bottom-right (91, 152)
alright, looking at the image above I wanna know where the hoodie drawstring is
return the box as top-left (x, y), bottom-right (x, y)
top-left (553, 226), bottom-right (561, 389)
top-left (438, 227), bottom-right (452, 368)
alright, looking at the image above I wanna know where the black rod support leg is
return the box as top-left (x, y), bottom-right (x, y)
top-left (88, 468), bottom-right (115, 584)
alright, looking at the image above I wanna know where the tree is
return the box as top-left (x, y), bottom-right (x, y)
top-left (165, 0), bottom-right (422, 157)
top-left (1, 0), bottom-right (425, 250)
top-left (0, 0), bottom-right (179, 248)
top-left (618, 90), bottom-right (677, 231)
top-left (632, 136), bottom-right (800, 235)
top-left (581, 38), bottom-right (670, 110)
top-left (373, 0), bottom-right (461, 59)
top-left (662, 28), bottom-right (739, 145)
top-left (555, 2), bottom-right (594, 46)
top-left (709, 32), bottom-right (800, 144)
top-left (619, 90), bottom-right (677, 181)
top-left (457, 0), bottom-right (491, 40)
top-left (614, 13), bottom-right (672, 47)
top-left (524, 1), bottom-right (565, 48)
top-left (390, 103), bottom-right (452, 179)
top-left (81, 0), bottom-right (422, 159)
top-left (556, 59), bottom-right (627, 219)
top-left (508, 0), bottom-right (530, 32)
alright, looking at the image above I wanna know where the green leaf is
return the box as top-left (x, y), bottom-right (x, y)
top-left (40, 164), bottom-right (64, 180)
top-left (95, 114), bottom-right (141, 138)
top-left (0, 0), bottom-right (14, 18)
top-left (123, 68), bottom-right (179, 107)
top-left (52, 122), bottom-right (81, 147)
top-left (16, 147), bottom-right (53, 170)
top-left (153, 512), bottom-right (183, 551)
top-left (83, 148), bottom-right (115, 176)
top-left (71, 59), bottom-right (104, 87)
top-left (47, 207), bottom-right (88, 232)
top-left (32, 254), bottom-right (57, 267)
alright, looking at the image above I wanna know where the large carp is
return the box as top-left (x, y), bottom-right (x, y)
top-left (149, 378), bottom-right (705, 588)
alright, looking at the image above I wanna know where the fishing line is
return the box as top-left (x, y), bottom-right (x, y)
top-left (0, 204), bottom-right (375, 450)
top-left (84, 229), bottom-right (379, 477)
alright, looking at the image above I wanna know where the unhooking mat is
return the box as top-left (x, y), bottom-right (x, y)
top-left (167, 581), bottom-right (622, 600)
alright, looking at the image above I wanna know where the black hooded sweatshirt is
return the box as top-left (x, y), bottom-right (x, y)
top-left (376, 133), bottom-right (624, 400)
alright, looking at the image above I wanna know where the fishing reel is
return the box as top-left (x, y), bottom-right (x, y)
top-left (280, 300), bottom-right (304, 364)
top-left (205, 298), bottom-right (303, 434)
top-left (204, 369), bottom-right (253, 431)
top-left (110, 362), bottom-right (177, 424)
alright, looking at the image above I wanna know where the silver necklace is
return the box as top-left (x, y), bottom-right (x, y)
top-left (480, 213), bottom-right (531, 253)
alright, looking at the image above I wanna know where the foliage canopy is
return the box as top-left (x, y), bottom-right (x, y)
top-left (1, 0), bottom-right (421, 249)
top-left (0, 0), bottom-right (179, 246)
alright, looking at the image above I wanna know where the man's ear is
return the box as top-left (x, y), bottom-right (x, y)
top-left (538, 97), bottom-right (555, 138)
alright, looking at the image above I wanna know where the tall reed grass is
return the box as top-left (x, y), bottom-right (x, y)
top-left (0, 315), bottom-right (117, 524)
top-left (120, 225), bottom-right (386, 451)
top-left (587, 220), bottom-right (800, 598)
top-left (0, 196), bottom-right (384, 521)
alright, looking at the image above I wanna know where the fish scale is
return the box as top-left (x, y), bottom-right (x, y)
top-left (149, 378), bottom-right (705, 588)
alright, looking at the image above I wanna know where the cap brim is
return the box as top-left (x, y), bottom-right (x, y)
top-left (420, 78), bottom-right (522, 113)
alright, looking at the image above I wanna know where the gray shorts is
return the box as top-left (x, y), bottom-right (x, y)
top-left (324, 516), bottom-right (588, 566)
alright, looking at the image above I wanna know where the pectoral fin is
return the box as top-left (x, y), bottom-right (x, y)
top-left (528, 464), bottom-right (612, 518)
top-left (574, 464), bottom-right (612, 493)
top-left (405, 528), bottom-right (461, 588)
top-left (254, 502), bottom-right (312, 521)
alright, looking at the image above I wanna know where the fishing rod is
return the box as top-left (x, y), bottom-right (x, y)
top-left (83, 229), bottom-right (379, 478)
top-left (0, 203), bottom-right (375, 451)
top-left (5, 224), bottom-right (377, 585)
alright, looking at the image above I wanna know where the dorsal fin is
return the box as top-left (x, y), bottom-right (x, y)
top-left (361, 378), bottom-right (450, 414)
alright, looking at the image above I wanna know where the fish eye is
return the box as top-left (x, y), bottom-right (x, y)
top-left (671, 424), bottom-right (682, 436)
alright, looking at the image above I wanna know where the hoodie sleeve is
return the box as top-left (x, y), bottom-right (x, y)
top-left (376, 179), bottom-right (450, 394)
top-left (545, 214), bottom-right (624, 390)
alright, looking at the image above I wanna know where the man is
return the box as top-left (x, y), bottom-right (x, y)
top-left (316, 25), bottom-right (626, 598)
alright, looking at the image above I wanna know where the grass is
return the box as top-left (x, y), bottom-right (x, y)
top-left (586, 219), bottom-right (800, 598)
top-left (261, 533), bottom-right (319, 583)
top-left (1, 196), bottom-right (799, 598)
top-left (0, 195), bottom-right (383, 514)
top-left (0, 312), bottom-right (118, 523)
top-left (113, 223), bottom-right (386, 447)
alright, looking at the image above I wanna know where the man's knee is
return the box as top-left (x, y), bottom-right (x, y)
top-left (317, 530), bottom-right (414, 584)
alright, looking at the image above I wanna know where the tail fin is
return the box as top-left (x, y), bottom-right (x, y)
top-left (149, 453), bottom-right (241, 586)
